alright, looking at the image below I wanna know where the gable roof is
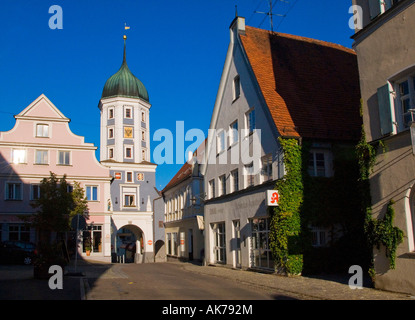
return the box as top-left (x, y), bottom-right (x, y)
top-left (239, 26), bottom-right (362, 140)
top-left (16, 94), bottom-right (69, 122)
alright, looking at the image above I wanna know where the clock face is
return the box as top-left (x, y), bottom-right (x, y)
top-left (124, 127), bottom-right (133, 138)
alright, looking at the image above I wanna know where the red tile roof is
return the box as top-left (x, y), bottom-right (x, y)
top-left (239, 26), bottom-right (362, 140)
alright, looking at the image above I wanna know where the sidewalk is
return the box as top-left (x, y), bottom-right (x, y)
top-left (176, 261), bottom-right (414, 300)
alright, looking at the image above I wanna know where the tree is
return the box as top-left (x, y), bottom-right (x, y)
top-left (29, 172), bottom-right (89, 244)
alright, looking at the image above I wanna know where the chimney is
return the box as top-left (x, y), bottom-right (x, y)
top-left (230, 16), bottom-right (246, 43)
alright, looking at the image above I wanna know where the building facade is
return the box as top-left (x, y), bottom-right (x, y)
top-left (352, 0), bottom-right (415, 294)
top-left (162, 143), bottom-right (205, 262)
top-left (203, 17), bottom-right (363, 272)
top-left (0, 94), bottom-right (113, 260)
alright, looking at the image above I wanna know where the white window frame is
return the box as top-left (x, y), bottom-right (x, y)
top-left (246, 108), bottom-right (256, 135)
top-left (394, 75), bottom-right (415, 131)
top-left (125, 146), bottom-right (133, 159)
top-left (124, 106), bottom-right (133, 119)
top-left (311, 226), bottom-right (328, 247)
top-left (108, 107), bottom-right (114, 119)
top-left (12, 149), bottom-right (27, 164)
top-left (219, 174), bottom-right (226, 197)
top-left (86, 185), bottom-right (98, 202)
top-left (57, 150), bottom-right (71, 166)
top-left (231, 169), bottom-right (239, 193)
top-left (35, 149), bottom-right (49, 165)
top-left (261, 154), bottom-right (273, 183)
top-left (308, 149), bottom-right (332, 177)
top-left (36, 124), bottom-right (49, 138)
top-left (217, 130), bottom-right (226, 154)
top-left (244, 162), bottom-right (255, 188)
top-left (31, 184), bottom-right (41, 200)
top-left (108, 126), bottom-right (115, 139)
top-left (5, 182), bottom-right (23, 200)
top-left (209, 179), bottom-right (215, 199)
top-left (229, 120), bottom-right (238, 146)
top-left (126, 171), bottom-right (133, 183)
top-left (108, 148), bottom-right (114, 159)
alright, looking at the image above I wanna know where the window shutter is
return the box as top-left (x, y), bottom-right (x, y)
top-left (377, 84), bottom-right (393, 136)
top-left (369, 0), bottom-right (381, 19)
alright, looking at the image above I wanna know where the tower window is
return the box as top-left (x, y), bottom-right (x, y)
top-left (125, 147), bottom-right (133, 159)
top-left (108, 108), bottom-right (114, 119)
top-left (125, 107), bottom-right (132, 119)
top-left (142, 112), bottom-right (146, 122)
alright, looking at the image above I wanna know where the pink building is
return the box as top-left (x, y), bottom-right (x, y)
top-left (0, 94), bottom-right (113, 261)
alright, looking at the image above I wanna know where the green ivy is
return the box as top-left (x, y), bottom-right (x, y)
top-left (355, 125), bottom-right (404, 277)
top-left (269, 137), bottom-right (303, 275)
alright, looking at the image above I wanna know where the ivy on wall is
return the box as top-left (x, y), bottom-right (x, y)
top-left (356, 125), bottom-right (404, 279)
top-left (269, 137), bottom-right (304, 275)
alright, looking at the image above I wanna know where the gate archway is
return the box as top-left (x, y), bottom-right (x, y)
top-left (115, 224), bottom-right (144, 263)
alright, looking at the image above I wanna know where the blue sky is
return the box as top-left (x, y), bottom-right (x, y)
top-left (0, 0), bottom-right (355, 190)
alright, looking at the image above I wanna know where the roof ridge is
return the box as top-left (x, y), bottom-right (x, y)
top-left (244, 25), bottom-right (356, 55)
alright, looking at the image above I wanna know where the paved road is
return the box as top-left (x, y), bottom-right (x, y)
top-left (83, 262), bottom-right (291, 300)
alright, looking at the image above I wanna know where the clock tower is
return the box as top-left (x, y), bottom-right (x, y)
top-left (98, 35), bottom-right (158, 263)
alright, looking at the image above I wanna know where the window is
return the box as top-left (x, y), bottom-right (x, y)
top-left (245, 162), bottom-right (255, 187)
top-left (12, 149), bottom-right (26, 164)
top-left (213, 223), bottom-right (226, 263)
top-left (311, 227), bottom-right (328, 247)
top-left (233, 75), bottom-right (240, 101)
top-left (369, 0), bottom-right (401, 20)
top-left (58, 151), bottom-right (70, 165)
top-left (141, 131), bottom-right (146, 141)
top-left (142, 111), bottom-right (146, 122)
top-left (261, 154), bottom-right (273, 182)
top-left (219, 174), bottom-right (226, 196)
top-left (125, 107), bottom-right (132, 119)
top-left (108, 127), bottom-right (114, 139)
top-left (108, 148), bottom-right (114, 159)
top-left (251, 218), bottom-right (274, 270)
top-left (231, 169), bottom-right (239, 192)
top-left (217, 130), bottom-right (225, 153)
top-left (396, 76), bottom-right (415, 129)
top-left (126, 172), bottom-right (133, 183)
top-left (125, 146), bottom-right (133, 159)
top-left (35, 150), bottom-right (48, 165)
top-left (9, 224), bottom-right (30, 242)
top-left (167, 233), bottom-right (172, 255)
top-left (86, 186), bottom-right (98, 201)
top-left (6, 183), bottom-right (22, 200)
top-left (308, 152), bottom-right (326, 177)
top-left (246, 109), bottom-right (255, 134)
top-left (209, 179), bottom-right (215, 199)
top-left (108, 108), bottom-right (114, 119)
top-left (142, 149), bottom-right (147, 161)
top-left (83, 225), bottom-right (102, 253)
top-left (230, 120), bottom-right (238, 145)
top-left (31, 184), bottom-right (41, 200)
top-left (36, 124), bottom-right (49, 137)
top-left (124, 195), bottom-right (135, 207)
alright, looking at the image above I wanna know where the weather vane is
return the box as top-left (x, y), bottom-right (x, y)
top-left (124, 23), bottom-right (130, 40)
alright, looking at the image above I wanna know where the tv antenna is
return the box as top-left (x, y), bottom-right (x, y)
top-left (255, 0), bottom-right (289, 32)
